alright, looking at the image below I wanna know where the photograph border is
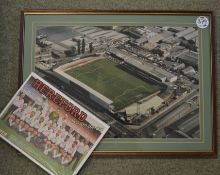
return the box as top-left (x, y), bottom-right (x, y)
top-left (18, 10), bottom-right (216, 156)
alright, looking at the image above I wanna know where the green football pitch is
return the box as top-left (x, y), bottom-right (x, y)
top-left (65, 59), bottom-right (160, 110)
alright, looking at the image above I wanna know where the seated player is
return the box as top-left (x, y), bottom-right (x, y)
top-left (46, 120), bottom-right (58, 133)
top-left (50, 130), bottom-right (61, 146)
top-left (52, 147), bottom-right (63, 159)
top-left (53, 124), bottom-right (69, 156)
top-left (43, 125), bottom-right (56, 155)
top-left (38, 119), bottom-right (50, 133)
top-left (41, 113), bottom-right (50, 126)
top-left (24, 100), bottom-right (34, 117)
top-left (68, 141), bottom-right (78, 158)
top-left (26, 127), bottom-right (35, 142)
top-left (32, 117), bottom-right (46, 145)
top-left (59, 135), bottom-right (70, 150)
top-left (60, 149), bottom-right (67, 164)
top-left (56, 134), bottom-right (73, 161)
top-left (52, 134), bottom-right (69, 159)
top-left (13, 92), bottom-right (25, 109)
top-left (18, 120), bottom-right (26, 132)
top-left (24, 123), bottom-right (31, 134)
top-left (15, 118), bottom-right (21, 129)
top-left (29, 114), bottom-right (43, 128)
top-left (22, 111), bottom-right (37, 138)
top-left (33, 122), bottom-right (49, 146)
top-left (44, 139), bottom-right (53, 155)
top-left (61, 152), bottom-right (72, 165)
top-left (64, 134), bottom-right (76, 153)
top-left (33, 117), bottom-right (46, 130)
top-left (12, 104), bottom-right (29, 131)
top-left (51, 130), bottom-right (64, 158)
top-left (54, 130), bottom-right (64, 144)
top-left (8, 115), bottom-right (16, 126)
top-left (32, 130), bottom-right (42, 146)
top-left (59, 123), bottom-right (69, 140)
top-left (26, 117), bottom-right (44, 142)
top-left (41, 121), bottom-right (54, 137)
top-left (34, 105), bottom-right (43, 118)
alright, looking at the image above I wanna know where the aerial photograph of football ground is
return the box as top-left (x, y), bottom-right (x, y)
top-left (35, 25), bottom-right (200, 139)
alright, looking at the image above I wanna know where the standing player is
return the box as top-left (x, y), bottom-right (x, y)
top-left (24, 100), bottom-right (34, 117)
top-left (4, 92), bottom-right (26, 120)
top-left (12, 92), bottom-right (25, 110)
top-left (13, 104), bottom-right (28, 120)
top-left (12, 104), bottom-right (28, 130)
top-left (33, 105), bottom-right (43, 119)
top-left (41, 97), bottom-right (49, 117)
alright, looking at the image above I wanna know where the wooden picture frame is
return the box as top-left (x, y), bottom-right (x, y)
top-left (19, 10), bottom-right (216, 156)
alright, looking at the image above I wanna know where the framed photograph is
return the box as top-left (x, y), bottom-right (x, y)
top-left (19, 10), bottom-right (216, 156)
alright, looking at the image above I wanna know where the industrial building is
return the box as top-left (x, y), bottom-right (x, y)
top-left (182, 66), bottom-right (196, 75)
top-left (153, 43), bottom-right (173, 57)
top-left (124, 95), bottom-right (164, 116)
top-left (72, 26), bottom-right (129, 43)
top-left (176, 50), bottom-right (198, 68)
top-left (167, 27), bottom-right (186, 33)
top-left (175, 27), bottom-right (195, 38)
top-left (171, 63), bottom-right (186, 71)
top-left (164, 108), bottom-right (200, 138)
top-left (183, 30), bottom-right (198, 41)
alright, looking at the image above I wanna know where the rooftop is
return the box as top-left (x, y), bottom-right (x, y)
top-left (175, 27), bottom-right (195, 38)
top-left (125, 95), bottom-right (164, 115)
top-left (183, 30), bottom-right (198, 40)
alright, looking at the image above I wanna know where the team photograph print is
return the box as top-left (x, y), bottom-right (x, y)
top-left (0, 72), bottom-right (109, 175)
